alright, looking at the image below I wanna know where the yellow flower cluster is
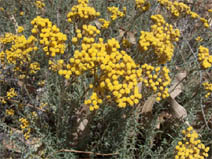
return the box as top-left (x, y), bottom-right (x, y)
top-left (37, 80), bottom-right (46, 87)
top-left (195, 36), bottom-right (203, 42)
top-left (17, 26), bottom-right (24, 33)
top-left (135, 0), bottom-right (150, 12)
top-left (20, 11), bottom-right (24, 16)
top-left (202, 82), bottom-right (212, 98)
top-left (7, 88), bottom-right (17, 100)
top-left (82, 24), bottom-right (100, 39)
top-left (139, 14), bottom-right (180, 64)
top-left (19, 117), bottom-right (31, 140)
top-left (48, 59), bottom-right (64, 72)
top-left (107, 7), bottom-right (125, 21)
top-left (31, 111), bottom-right (38, 119)
top-left (39, 102), bottom-right (48, 109)
top-left (0, 33), bottom-right (37, 72)
top-left (0, 7), bottom-right (4, 12)
top-left (34, 0), bottom-right (45, 9)
top-left (59, 36), bottom-right (142, 110)
top-left (67, 0), bottom-right (100, 23)
top-left (6, 109), bottom-right (15, 116)
top-left (71, 24), bottom-right (100, 45)
top-left (157, 0), bottom-right (190, 17)
top-left (31, 16), bottom-right (67, 57)
top-left (0, 97), bottom-right (7, 104)
top-left (59, 25), bottom-right (100, 78)
top-left (0, 33), bottom-right (16, 44)
top-left (175, 126), bottom-right (210, 159)
top-left (198, 45), bottom-right (212, 69)
top-left (29, 62), bottom-right (40, 74)
top-left (141, 64), bottom-right (170, 101)
top-left (157, 0), bottom-right (209, 28)
top-left (0, 88), bottom-right (17, 105)
top-left (84, 92), bottom-right (103, 111)
top-left (18, 74), bottom-right (26, 80)
top-left (98, 18), bottom-right (111, 29)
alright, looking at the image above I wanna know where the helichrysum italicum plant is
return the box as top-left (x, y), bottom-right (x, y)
top-left (157, 0), bottom-right (209, 28)
top-left (175, 126), bottom-right (210, 159)
top-left (0, 0), bottom-right (211, 158)
top-left (31, 16), bottom-right (67, 57)
top-left (141, 64), bottom-right (171, 101)
top-left (196, 36), bottom-right (203, 42)
top-left (67, 0), bottom-right (100, 23)
top-left (198, 45), bottom-right (212, 69)
top-left (135, 0), bottom-right (150, 12)
top-left (6, 88), bottom-right (17, 100)
top-left (19, 117), bottom-right (31, 140)
top-left (98, 18), bottom-right (110, 29)
top-left (202, 82), bottom-right (212, 98)
top-left (59, 36), bottom-right (143, 110)
top-left (139, 14), bottom-right (180, 64)
top-left (34, 0), bottom-right (45, 9)
top-left (0, 32), bottom-right (38, 79)
top-left (17, 26), bottom-right (24, 33)
top-left (107, 6), bottom-right (125, 20)
top-left (6, 109), bottom-right (15, 116)
top-left (29, 62), bottom-right (40, 74)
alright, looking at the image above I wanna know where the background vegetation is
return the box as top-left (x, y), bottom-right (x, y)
top-left (0, 0), bottom-right (211, 158)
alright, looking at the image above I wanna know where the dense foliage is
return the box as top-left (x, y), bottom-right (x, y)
top-left (0, 0), bottom-right (211, 158)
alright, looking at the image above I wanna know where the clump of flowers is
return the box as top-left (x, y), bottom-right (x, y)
top-left (84, 92), bottom-right (103, 111)
top-left (0, 34), bottom-right (37, 65)
top-left (7, 88), bottom-right (17, 100)
top-left (31, 111), bottom-right (38, 119)
top-left (198, 45), bottom-right (212, 69)
top-left (37, 80), bottom-right (46, 87)
top-left (17, 26), bottom-right (24, 33)
top-left (0, 97), bottom-right (7, 104)
top-left (6, 109), bottom-right (14, 116)
top-left (39, 102), bottom-right (48, 109)
top-left (107, 6), bottom-right (125, 21)
top-left (0, 88), bottom-right (17, 105)
top-left (67, 0), bottom-right (100, 23)
top-left (29, 62), bottom-right (40, 74)
top-left (157, 0), bottom-right (190, 17)
top-left (1, 88), bottom-right (18, 117)
top-left (0, 32), bottom-right (16, 44)
top-left (0, 33), bottom-right (37, 76)
top-left (34, 0), bottom-right (45, 9)
top-left (71, 24), bottom-right (100, 45)
top-left (175, 126), bottom-right (210, 159)
top-left (59, 24), bottom-right (100, 79)
top-left (31, 16), bottom-right (67, 57)
top-left (141, 64), bottom-right (170, 101)
top-left (59, 36), bottom-right (143, 110)
top-left (157, 0), bottom-right (209, 28)
top-left (202, 82), bottom-right (212, 98)
top-left (48, 59), bottom-right (65, 72)
top-left (98, 18), bottom-right (111, 29)
top-left (139, 14), bottom-right (180, 64)
top-left (19, 117), bottom-right (31, 140)
top-left (195, 36), bottom-right (203, 42)
top-left (135, 0), bottom-right (150, 12)
top-left (20, 11), bottom-right (24, 16)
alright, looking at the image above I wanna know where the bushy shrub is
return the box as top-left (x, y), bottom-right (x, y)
top-left (0, 0), bottom-right (211, 158)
